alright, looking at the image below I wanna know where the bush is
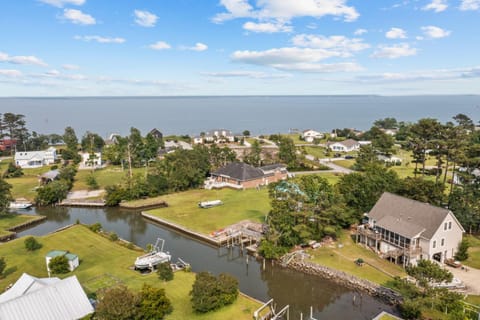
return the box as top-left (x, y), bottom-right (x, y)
top-left (455, 239), bottom-right (469, 261)
top-left (400, 299), bottom-right (422, 320)
top-left (24, 237), bottom-right (42, 251)
top-left (104, 185), bottom-right (127, 206)
top-left (89, 222), bottom-right (102, 233)
top-left (48, 255), bottom-right (70, 274)
top-left (190, 272), bottom-right (239, 313)
top-left (157, 262), bottom-right (174, 281)
top-left (0, 257), bottom-right (6, 278)
top-left (86, 174), bottom-right (99, 190)
top-left (109, 232), bottom-right (118, 241)
top-left (3, 162), bottom-right (23, 178)
top-left (35, 180), bottom-right (70, 206)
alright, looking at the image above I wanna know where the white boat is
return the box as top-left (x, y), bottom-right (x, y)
top-left (198, 200), bottom-right (223, 208)
top-left (9, 201), bottom-right (33, 209)
top-left (134, 238), bottom-right (171, 270)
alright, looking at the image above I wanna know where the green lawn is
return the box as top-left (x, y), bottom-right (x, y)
top-left (0, 214), bottom-right (39, 236)
top-left (72, 165), bottom-right (144, 191)
top-left (332, 159), bottom-right (355, 169)
top-left (306, 231), bottom-right (405, 286)
top-left (303, 146), bottom-right (328, 159)
top-left (5, 166), bottom-right (53, 201)
top-left (146, 188), bottom-right (270, 235)
top-left (464, 235), bottom-right (480, 269)
top-left (0, 225), bottom-right (259, 320)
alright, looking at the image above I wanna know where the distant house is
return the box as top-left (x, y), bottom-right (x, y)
top-left (194, 129), bottom-right (235, 144)
top-left (0, 139), bottom-right (17, 152)
top-left (104, 133), bottom-right (121, 146)
top-left (377, 155), bottom-right (402, 164)
top-left (326, 139), bottom-right (360, 152)
top-left (14, 147), bottom-right (57, 168)
top-left (0, 273), bottom-right (93, 320)
top-left (46, 250), bottom-right (79, 272)
top-left (79, 151), bottom-right (103, 169)
top-left (39, 169), bottom-right (60, 185)
top-left (159, 140), bottom-right (193, 156)
top-left (357, 192), bottom-right (464, 266)
top-left (149, 128), bottom-right (163, 140)
top-left (206, 162), bottom-right (288, 189)
top-left (453, 168), bottom-right (480, 185)
top-left (301, 129), bottom-right (324, 143)
top-left (380, 128), bottom-right (398, 136)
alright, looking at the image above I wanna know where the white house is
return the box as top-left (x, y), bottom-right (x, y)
top-left (357, 192), bottom-right (465, 266)
top-left (46, 250), bottom-right (79, 272)
top-left (301, 129), bottom-right (324, 143)
top-left (194, 129), bottom-right (235, 144)
top-left (14, 147), bottom-right (57, 168)
top-left (0, 273), bottom-right (93, 320)
top-left (326, 139), bottom-right (360, 152)
top-left (79, 151), bottom-right (103, 169)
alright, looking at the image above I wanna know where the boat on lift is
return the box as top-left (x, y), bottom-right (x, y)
top-left (9, 199), bottom-right (33, 210)
top-left (134, 238), bottom-right (171, 270)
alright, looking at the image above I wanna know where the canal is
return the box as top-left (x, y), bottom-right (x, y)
top-left (16, 206), bottom-right (397, 319)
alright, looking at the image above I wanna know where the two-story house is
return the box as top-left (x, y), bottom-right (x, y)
top-left (357, 192), bottom-right (464, 266)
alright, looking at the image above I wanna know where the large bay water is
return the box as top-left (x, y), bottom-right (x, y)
top-left (1, 95), bottom-right (478, 137)
top-left (15, 207), bottom-right (397, 319)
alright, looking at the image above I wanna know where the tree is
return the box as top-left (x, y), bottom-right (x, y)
top-left (406, 259), bottom-right (453, 289)
top-left (3, 162), bottom-right (23, 178)
top-left (242, 130), bottom-right (250, 137)
top-left (409, 118), bottom-right (442, 178)
top-left (374, 117), bottom-right (398, 129)
top-left (190, 272), bottom-right (239, 313)
top-left (2, 113), bottom-right (29, 152)
top-left (48, 255), bottom-right (70, 274)
top-left (354, 144), bottom-right (380, 171)
top-left (449, 181), bottom-right (480, 234)
top-left (24, 236), bottom-right (42, 251)
top-left (96, 285), bottom-right (139, 320)
top-left (455, 239), bottom-right (469, 261)
top-left (0, 178), bottom-right (12, 214)
top-left (275, 136), bottom-right (297, 168)
top-left (35, 180), bottom-right (70, 206)
top-left (81, 131), bottom-right (104, 152)
top-left (0, 257), bottom-right (6, 278)
top-left (362, 126), bottom-right (395, 155)
top-left (157, 262), bottom-right (174, 281)
top-left (136, 284), bottom-right (172, 320)
top-left (62, 126), bottom-right (80, 162)
top-left (244, 140), bottom-right (262, 167)
top-left (396, 177), bottom-right (445, 206)
top-left (86, 174), bottom-right (99, 190)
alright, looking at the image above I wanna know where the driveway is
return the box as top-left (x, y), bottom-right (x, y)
top-left (447, 265), bottom-right (480, 295)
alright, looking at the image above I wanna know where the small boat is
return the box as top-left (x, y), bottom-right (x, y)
top-left (9, 200), bottom-right (33, 210)
top-left (198, 200), bottom-right (223, 208)
top-left (134, 238), bottom-right (171, 270)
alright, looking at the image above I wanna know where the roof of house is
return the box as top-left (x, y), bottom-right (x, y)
top-left (46, 250), bottom-right (78, 261)
top-left (40, 170), bottom-right (60, 181)
top-left (327, 139), bottom-right (360, 148)
top-left (369, 192), bottom-right (463, 240)
top-left (14, 151), bottom-right (46, 161)
top-left (0, 274), bottom-right (93, 320)
top-left (212, 162), bottom-right (264, 181)
top-left (205, 129), bottom-right (234, 137)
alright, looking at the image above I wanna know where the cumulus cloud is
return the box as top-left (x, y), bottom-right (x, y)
top-left (421, 25), bottom-right (451, 38)
top-left (354, 28), bottom-right (367, 35)
top-left (134, 10), bottom-right (158, 27)
top-left (149, 41), bottom-right (171, 50)
top-left (0, 69), bottom-right (23, 78)
top-left (385, 27), bottom-right (407, 39)
top-left (39, 0), bottom-right (85, 7)
top-left (183, 43), bottom-right (208, 51)
top-left (243, 21), bottom-right (292, 33)
top-left (62, 9), bottom-right (96, 25)
top-left (422, 0), bottom-right (448, 12)
top-left (0, 51), bottom-right (47, 66)
top-left (74, 35), bottom-right (126, 43)
top-left (213, 0), bottom-right (359, 23)
top-left (62, 64), bottom-right (80, 70)
top-left (203, 70), bottom-right (290, 79)
top-left (371, 43), bottom-right (417, 59)
top-left (291, 34), bottom-right (370, 55)
top-left (460, 0), bottom-right (480, 10)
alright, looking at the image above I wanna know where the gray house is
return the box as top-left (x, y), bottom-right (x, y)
top-left (357, 192), bottom-right (464, 266)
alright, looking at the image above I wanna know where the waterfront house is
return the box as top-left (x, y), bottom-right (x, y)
top-left (326, 139), bottom-right (360, 152)
top-left (46, 250), bottom-right (79, 272)
top-left (0, 273), bottom-right (93, 320)
top-left (356, 192), bottom-right (464, 266)
top-left (193, 129), bottom-right (235, 144)
top-left (14, 147), bottom-right (57, 168)
top-left (39, 169), bottom-right (60, 185)
top-left (205, 162), bottom-right (288, 189)
top-left (301, 129), bottom-right (324, 143)
top-left (149, 128), bottom-right (163, 140)
top-left (79, 151), bottom-right (103, 169)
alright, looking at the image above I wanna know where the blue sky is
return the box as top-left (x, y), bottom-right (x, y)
top-left (0, 0), bottom-right (479, 96)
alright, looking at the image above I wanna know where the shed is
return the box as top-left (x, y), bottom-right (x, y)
top-left (46, 250), bottom-right (79, 272)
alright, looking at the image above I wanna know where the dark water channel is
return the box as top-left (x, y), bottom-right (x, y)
top-left (16, 207), bottom-right (397, 319)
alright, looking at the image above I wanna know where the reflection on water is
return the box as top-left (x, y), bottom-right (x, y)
top-left (16, 206), bottom-right (397, 318)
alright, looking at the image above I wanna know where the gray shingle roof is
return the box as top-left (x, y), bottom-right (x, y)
top-left (369, 192), bottom-right (453, 240)
top-left (212, 162), bottom-right (264, 181)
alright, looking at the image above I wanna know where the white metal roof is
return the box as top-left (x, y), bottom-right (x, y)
top-left (0, 274), bottom-right (93, 320)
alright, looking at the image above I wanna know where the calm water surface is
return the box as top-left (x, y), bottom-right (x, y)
top-left (14, 206), bottom-right (398, 319)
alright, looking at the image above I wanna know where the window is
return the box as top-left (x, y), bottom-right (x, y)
top-left (433, 241), bottom-right (436, 248)
top-left (448, 222), bottom-right (452, 230)
top-left (441, 238), bottom-right (445, 246)
top-left (444, 222), bottom-right (448, 230)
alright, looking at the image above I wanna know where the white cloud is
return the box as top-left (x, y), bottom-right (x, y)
top-left (231, 47), bottom-right (362, 72)
top-left (291, 34), bottom-right (370, 56)
top-left (422, 0), bottom-right (448, 12)
top-left (460, 0), bottom-right (480, 10)
top-left (62, 64), bottom-right (80, 70)
top-left (203, 70), bottom-right (290, 79)
top-left (213, 0), bottom-right (359, 23)
top-left (134, 10), bottom-right (158, 27)
top-left (385, 27), bottom-right (407, 39)
top-left (354, 28), bottom-right (367, 35)
top-left (149, 41), bottom-right (171, 50)
top-left (421, 25), bottom-right (451, 38)
top-left (243, 21), bottom-right (292, 33)
top-left (74, 35), bottom-right (126, 43)
top-left (184, 43), bottom-right (208, 51)
top-left (39, 0), bottom-right (85, 7)
top-left (63, 9), bottom-right (96, 25)
top-left (371, 43), bottom-right (417, 59)
top-left (0, 69), bottom-right (23, 78)
top-left (0, 51), bottom-right (48, 66)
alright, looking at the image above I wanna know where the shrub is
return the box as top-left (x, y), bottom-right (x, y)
top-left (48, 256), bottom-right (70, 274)
top-left (455, 239), bottom-right (469, 261)
top-left (109, 232), bottom-right (118, 241)
top-left (399, 299), bottom-right (422, 320)
top-left (137, 284), bottom-right (173, 320)
top-left (0, 257), bottom-right (6, 278)
top-left (104, 185), bottom-right (126, 206)
top-left (157, 262), bottom-right (174, 281)
top-left (95, 285), bottom-right (139, 320)
top-left (3, 162), bottom-right (23, 178)
top-left (89, 222), bottom-right (102, 233)
top-left (190, 272), bottom-right (239, 313)
top-left (86, 174), bottom-right (99, 190)
top-left (24, 237), bottom-right (42, 251)
top-left (35, 180), bottom-right (69, 206)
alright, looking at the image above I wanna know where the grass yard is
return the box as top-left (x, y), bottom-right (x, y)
top-left (0, 214), bottom-right (39, 236)
top-left (6, 166), bottom-right (53, 201)
top-left (464, 235), bottom-right (480, 269)
top-left (146, 188), bottom-right (270, 235)
top-left (72, 165), bottom-right (144, 191)
top-left (0, 225), bottom-right (259, 320)
top-left (332, 159), bottom-right (355, 169)
top-left (302, 146), bottom-right (327, 159)
top-left (306, 231), bottom-right (405, 286)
